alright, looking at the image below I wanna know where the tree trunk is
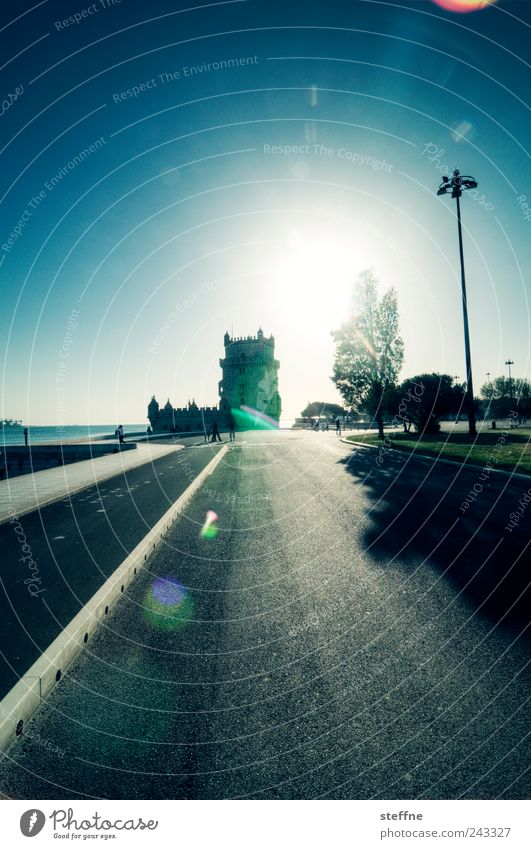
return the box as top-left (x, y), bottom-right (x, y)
top-left (376, 408), bottom-right (384, 440)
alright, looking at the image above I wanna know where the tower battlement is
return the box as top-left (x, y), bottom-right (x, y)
top-left (223, 328), bottom-right (274, 349)
top-left (222, 328), bottom-right (275, 364)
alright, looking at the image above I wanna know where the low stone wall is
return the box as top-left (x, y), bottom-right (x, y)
top-left (0, 443), bottom-right (136, 480)
top-left (98, 430), bottom-right (148, 441)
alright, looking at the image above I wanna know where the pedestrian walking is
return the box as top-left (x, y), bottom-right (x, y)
top-left (117, 424), bottom-right (125, 444)
top-left (228, 412), bottom-right (236, 442)
top-left (210, 420), bottom-right (222, 442)
top-left (335, 417), bottom-right (342, 436)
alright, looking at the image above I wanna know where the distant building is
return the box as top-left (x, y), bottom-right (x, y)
top-left (147, 397), bottom-right (221, 434)
top-left (148, 329), bottom-right (281, 433)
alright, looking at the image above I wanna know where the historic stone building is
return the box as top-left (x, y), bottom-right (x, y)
top-left (148, 329), bottom-right (281, 433)
top-left (218, 328), bottom-right (281, 419)
top-left (147, 397), bottom-right (221, 434)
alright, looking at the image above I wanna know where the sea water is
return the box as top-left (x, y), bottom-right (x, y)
top-left (0, 424), bottom-right (148, 446)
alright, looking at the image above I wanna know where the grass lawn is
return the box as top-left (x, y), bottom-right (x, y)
top-left (347, 428), bottom-right (531, 476)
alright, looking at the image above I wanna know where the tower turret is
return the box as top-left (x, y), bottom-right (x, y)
top-left (148, 395), bottom-right (160, 429)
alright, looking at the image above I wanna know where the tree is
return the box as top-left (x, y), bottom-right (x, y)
top-left (480, 377), bottom-right (530, 419)
top-left (301, 401), bottom-right (346, 419)
top-left (396, 373), bottom-right (464, 434)
top-left (331, 270), bottom-right (404, 439)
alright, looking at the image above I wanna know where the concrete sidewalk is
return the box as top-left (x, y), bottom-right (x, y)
top-left (0, 442), bottom-right (181, 524)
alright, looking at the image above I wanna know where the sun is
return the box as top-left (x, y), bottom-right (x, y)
top-left (273, 230), bottom-right (359, 334)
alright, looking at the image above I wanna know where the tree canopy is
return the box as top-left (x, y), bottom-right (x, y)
top-left (480, 376), bottom-right (530, 418)
top-left (301, 401), bottom-right (346, 419)
top-left (393, 373), bottom-right (465, 434)
top-left (331, 270), bottom-right (404, 438)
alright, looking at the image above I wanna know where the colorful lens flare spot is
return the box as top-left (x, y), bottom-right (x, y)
top-left (431, 0), bottom-right (496, 12)
top-left (233, 406), bottom-right (279, 430)
top-left (200, 509), bottom-right (219, 539)
top-left (143, 577), bottom-right (193, 631)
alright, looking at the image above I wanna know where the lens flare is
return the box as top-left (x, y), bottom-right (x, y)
top-left (355, 330), bottom-right (377, 358)
top-left (233, 406), bottom-right (279, 430)
top-left (451, 120), bottom-right (475, 143)
top-left (200, 509), bottom-right (219, 539)
top-left (143, 577), bottom-right (193, 631)
top-left (431, 0), bottom-right (497, 13)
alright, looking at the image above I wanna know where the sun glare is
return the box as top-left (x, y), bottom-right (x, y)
top-left (274, 231), bottom-right (358, 333)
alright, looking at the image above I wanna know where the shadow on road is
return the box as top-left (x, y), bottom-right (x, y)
top-left (338, 450), bottom-right (530, 628)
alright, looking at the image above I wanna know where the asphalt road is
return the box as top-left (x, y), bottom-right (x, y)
top-left (0, 431), bottom-right (529, 799)
top-left (0, 439), bottom-right (222, 697)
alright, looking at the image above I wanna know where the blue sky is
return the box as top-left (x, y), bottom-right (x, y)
top-left (1, 0), bottom-right (529, 424)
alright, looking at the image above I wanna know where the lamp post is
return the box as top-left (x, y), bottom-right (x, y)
top-left (505, 359), bottom-right (514, 412)
top-left (484, 372), bottom-right (492, 423)
top-left (437, 168), bottom-right (478, 436)
top-left (453, 375), bottom-right (462, 422)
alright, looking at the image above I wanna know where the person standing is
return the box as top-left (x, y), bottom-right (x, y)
top-left (117, 424), bottom-right (125, 444)
top-left (335, 417), bottom-right (342, 436)
top-left (23, 427), bottom-right (29, 447)
top-left (210, 420), bottom-right (222, 442)
top-left (228, 412), bottom-right (236, 442)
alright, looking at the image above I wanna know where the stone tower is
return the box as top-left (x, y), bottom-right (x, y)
top-left (219, 328), bottom-right (281, 421)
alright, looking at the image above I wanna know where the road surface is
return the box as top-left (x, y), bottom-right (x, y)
top-left (0, 431), bottom-right (529, 799)
top-left (0, 440), bottom-right (222, 697)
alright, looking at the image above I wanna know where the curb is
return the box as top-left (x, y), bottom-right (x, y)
top-left (0, 444), bottom-right (228, 754)
top-left (0, 443), bottom-right (181, 526)
top-left (341, 438), bottom-right (531, 482)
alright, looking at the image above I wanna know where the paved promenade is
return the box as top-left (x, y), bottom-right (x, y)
top-left (0, 442), bottom-right (178, 525)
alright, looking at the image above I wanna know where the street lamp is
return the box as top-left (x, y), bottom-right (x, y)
top-left (453, 375), bottom-right (462, 423)
top-left (484, 372), bottom-right (492, 423)
top-left (437, 167), bottom-right (478, 436)
top-left (505, 359), bottom-right (514, 412)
